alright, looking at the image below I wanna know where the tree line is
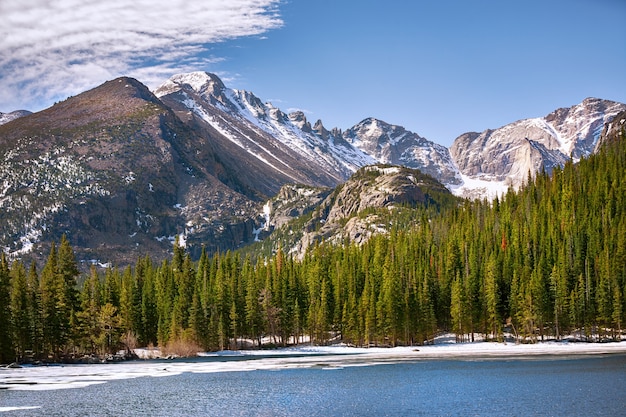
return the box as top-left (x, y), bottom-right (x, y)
top-left (0, 137), bottom-right (624, 363)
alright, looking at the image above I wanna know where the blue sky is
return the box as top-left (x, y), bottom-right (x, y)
top-left (1, 0), bottom-right (625, 146)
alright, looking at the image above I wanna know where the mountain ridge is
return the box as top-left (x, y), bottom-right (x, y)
top-left (450, 97), bottom-right (626, 198)
top-left (1, 71), bottom-right (624, 265)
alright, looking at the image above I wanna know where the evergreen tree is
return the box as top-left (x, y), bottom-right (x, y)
top-left (0, 254), bottom-right (14, 363)
top-left (484, 252), bottom-right (501, 341)
top-left (9, 261), bottom-right (30, 360)
top-left (40, 243), bottom-right (72, 358)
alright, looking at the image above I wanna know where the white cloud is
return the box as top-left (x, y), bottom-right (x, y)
top-left (0, 0), bottom-right (282, 111)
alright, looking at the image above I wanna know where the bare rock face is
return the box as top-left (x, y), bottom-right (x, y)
top-left (250, 184), bottom-right (331, 245)
top-left (344, 118), bottom-right (461, 185)
top-left (450, 98), bottom-right (626, 189)
top-left (288, 165), bottom-right (452, 257)
top-left (595, 110), bottom-right (626, 151)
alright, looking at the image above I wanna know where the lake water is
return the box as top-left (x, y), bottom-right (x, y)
top-left (2, 353), bottom-right (625, 416)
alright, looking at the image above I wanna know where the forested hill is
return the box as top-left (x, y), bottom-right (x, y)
top-left (1, 132), bottom-right (625, 363)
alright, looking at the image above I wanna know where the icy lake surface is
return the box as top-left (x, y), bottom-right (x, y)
top-left (1, 345), bottom-right (626, 416)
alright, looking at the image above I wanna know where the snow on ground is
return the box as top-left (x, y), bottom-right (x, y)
top-left (3, 338), bottom-right (626, 392)
top-left (448, 173), bottom-right (511, 201)
top-left (0, 407), bottom-right (42, 412)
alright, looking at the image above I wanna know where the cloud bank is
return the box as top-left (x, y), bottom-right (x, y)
top-left (0, 0), bottom-right (282, 111)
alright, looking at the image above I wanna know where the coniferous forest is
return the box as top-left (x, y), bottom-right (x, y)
top-left (1, 137), bottom-right (625, 363)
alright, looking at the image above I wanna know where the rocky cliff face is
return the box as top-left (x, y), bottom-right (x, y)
top-left (595, 110), bottom-right (626, 151)
top-left (274, 165), bottom-right (454, 258)
top-left (449, 98), bottom-right (626, 198)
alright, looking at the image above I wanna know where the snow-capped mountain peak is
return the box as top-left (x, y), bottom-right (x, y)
top-left (156, 71), bottom-right (225, 99)
top-left (449, 97), bottom-right (626, 199)
top-left (0, 110), bottom-right (32, 126)
top-left (156, 73), bottom-right (625, 202)
top-left (344, 117), bottom-right (461, 185)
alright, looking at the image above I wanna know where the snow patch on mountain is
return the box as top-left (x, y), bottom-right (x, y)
top-left (450, 98), bottom-right (626, 194)
top-left (0, 138), bottom-right (112, 255)
top-left (448, 174), bottom-right (510, 201)
top-left (0, 110), bottom-right (31, 126)
top-left (158, 74), bottom-right (626, 202)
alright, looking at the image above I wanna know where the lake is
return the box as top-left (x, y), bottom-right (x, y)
top-left (2, 352), bottom-right (625, 416)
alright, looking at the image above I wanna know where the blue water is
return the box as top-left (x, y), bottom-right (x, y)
top-left (2, 354), bottom-right (626, 416)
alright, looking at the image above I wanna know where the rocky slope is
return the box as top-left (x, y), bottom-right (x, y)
top-left (1, 71), bottom-right (624, 265)
top-left (250, 165), bottom-right (455, 259)
top-left (450, 98), bottom-right (626, 199)
top-left (0, 78), bottom-right (259, 265)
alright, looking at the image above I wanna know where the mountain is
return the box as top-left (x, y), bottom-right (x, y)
top-left (154, 72), bottom-right (374, 196)
top-left (154, 72), bottom-right (456, 192)
top-left (0, 110), bottom-right (31, 126)
top-left (0, 77), bottom-right (260, 265)
top-left (343, 118), bottom-right (461, 186)
top-left (449, 98), bottom-right (626, 199)
top-left (249, 164), bottom-right (456, 259)
top-left (156, 73), bottom-right (626, 203)
top-left (1, 71), bottom-right (624, 266)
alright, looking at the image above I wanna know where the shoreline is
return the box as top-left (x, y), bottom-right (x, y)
top-left (1, 340), bottom-right (625, 391)
top-left (199, 339), bottom-right (626, 360)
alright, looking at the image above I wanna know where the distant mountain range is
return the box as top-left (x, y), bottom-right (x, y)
top-left (0, 71), bottom-right (624, 264)
top-left (0, 110), bottom-right (31, 126)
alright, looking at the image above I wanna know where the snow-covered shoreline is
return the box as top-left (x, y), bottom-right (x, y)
top-left (2, 339), bottom-right (625, 392)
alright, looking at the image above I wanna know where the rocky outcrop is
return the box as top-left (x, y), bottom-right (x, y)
top-left (286, 165), bottom-right (454, 257)
top-left (450, 98), bottom-right (626, 195)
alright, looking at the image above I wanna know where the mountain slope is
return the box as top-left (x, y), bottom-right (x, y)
top-left (0, 77), bottom-right (259, 264)
top-left (155, 72), bottom-right (375, 196)
top-left (449, 98), bottom-right (626, 198)
top-left (248, 164), bottom-right (456, 259)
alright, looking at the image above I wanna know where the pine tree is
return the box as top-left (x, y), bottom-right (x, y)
top-left (40, 242), bottom-right (72, 359)
top-left (244, 258), bottom-right (262, 347)
top-left (485, 252), bottom-right (501, 341)
top-left (0, 254), bottom-right (14, 363)
top-left (9, 261), bottom-right (30, 361)
top-left (450, 274), bottom-right (467, 342)
top-left (76, 266), bottom-right (103, 353)
top-left (26, 263), bottom-right (42, 357)
top-left (141, 265), bottom-right (158, 347)
top-left (57, 235), bottom-right (80, 348)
